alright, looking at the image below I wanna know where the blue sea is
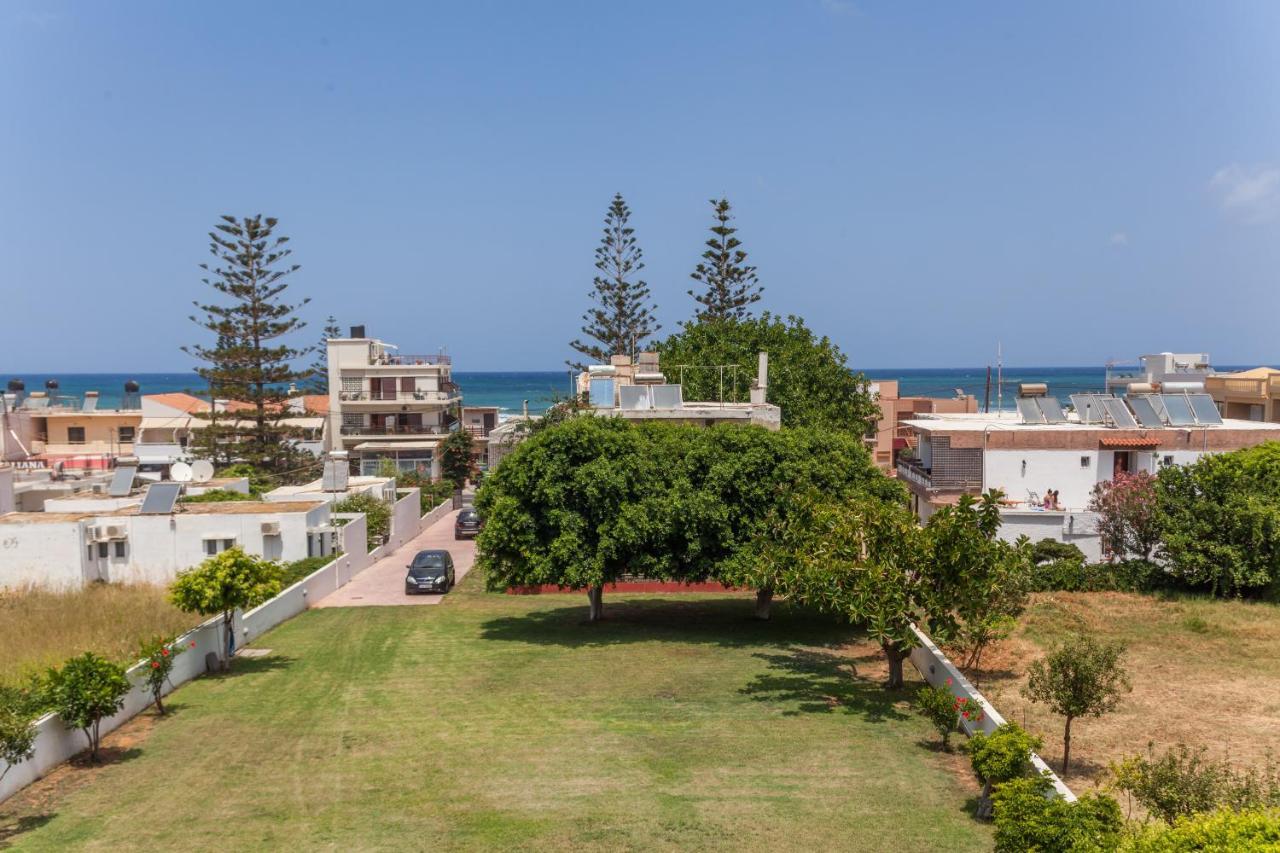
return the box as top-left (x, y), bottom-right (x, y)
top-left (5, 366), bottom-right (1255, 414)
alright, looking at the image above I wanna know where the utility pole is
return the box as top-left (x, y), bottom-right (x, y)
top-left (996, 342), bottom-right (1003, 415)
top-left (983, 366), bottom-right (992, 414)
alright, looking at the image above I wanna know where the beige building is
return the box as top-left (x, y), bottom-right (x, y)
top-left (1205, 367), bottom-right (1280, 423)
top-left (325, 326), bottom-right (461, 476)
top-left (867, 379), bottom-right (977, 471)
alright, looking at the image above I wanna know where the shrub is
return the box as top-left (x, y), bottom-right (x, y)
top-left (279, 554), bottom-right (340, 587)
top-left (0, 687), bottom-right (38, 783)
top-left (967, 722), bottom-right (1043, 818)
top-left (992, 777), bottom-right (1124, 853)
top-left (395, 470), bottom-right (453, 515)
top-left (1121, 808), bottom-right (1280, 851)
top-left (179, 489), bottom-right (253, 503)
top-left (44, 652), bottom-right (131, 762)
top-left (1028, 539), bottom-right (1157, 592)
top-left (138, 635), bottom-right (195, 716)
top-left (334, 492), bottom-right (392, 548)
top-left (1089, 471), bottom-right (1160, 562)
top-left (169, 549), bottom-right (283, 670)
top-left (915, 684), bottom-right (959, 750)
top-left (1110, 744), bottom-right (1280, 824)
top-left (215, 463), bottom-right (272, 497)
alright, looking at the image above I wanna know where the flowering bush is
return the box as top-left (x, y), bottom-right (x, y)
top-left (915, 679), bottom-right (984, 751)
top-left (1089, 470), bottom-right (1160, 562)
top-left (139, 635), bottom-right (195, 715)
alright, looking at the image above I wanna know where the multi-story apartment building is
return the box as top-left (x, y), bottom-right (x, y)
top-left (867, 379), bottom-right (977, 471)
top-left (1205, 367), bottom-right (1280, 423)
top-left (325, 326), bottom-right (461, 476)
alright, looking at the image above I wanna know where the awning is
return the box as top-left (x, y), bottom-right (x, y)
top-left (1099, 436), bottom-right (1161, 448)
top-left (353, 440), bottom-right (441, 453)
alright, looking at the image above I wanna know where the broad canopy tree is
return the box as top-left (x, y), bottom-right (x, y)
top-left (169, 548), bottom-right (283, 669)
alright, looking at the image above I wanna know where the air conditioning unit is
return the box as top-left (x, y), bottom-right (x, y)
top-left (261, 521), bottom-right (281, 536)
top-left (88, 525), bottom-right (111, 542)
top-left (105, 525), bottom-right (128, 540)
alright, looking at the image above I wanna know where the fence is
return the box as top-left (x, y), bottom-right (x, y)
top-left (0, 491), bottom-right (452, 805)
top-left (908, 624), bottom-right (1075, 801)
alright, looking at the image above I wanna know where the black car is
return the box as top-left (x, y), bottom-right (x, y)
top-left (454, 508), bottom-right (483, 540)
top-left (405, 550), bottom-right (455, 595)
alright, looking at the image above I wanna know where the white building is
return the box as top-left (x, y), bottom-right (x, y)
top-left (264, 474), bottom-right (397, 505)
top-left (0, 500), bottom-right (334, 590)
top-left (897, 387), bottom-right (1280, 558)
top-left (325, 326), bottom-right (461, 477)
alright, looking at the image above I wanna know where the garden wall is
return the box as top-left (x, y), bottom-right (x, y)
top-left (908, 624), bottom-right (1075, 801)
top-left (0, 496), bottom-right (453, 805)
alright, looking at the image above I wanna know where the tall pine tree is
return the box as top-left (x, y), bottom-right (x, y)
top-left (307, 315), bottom-right (342, 394)
top-left (184, 215), bottom-right (311, 472)
top-left (688, 198), bottom-right (763, 322)
top-left (568, 193), bottom-right (660, 369)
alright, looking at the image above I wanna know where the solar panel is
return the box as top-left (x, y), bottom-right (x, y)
top-left (108, 465), bottom-right (137, 497)
top-left (619, 385), bottom-right (650, 411)
top-left (81, 396), bottom-right (98, 412)
top-left (1149, 395), bottom-right (1169, 423)
top-left (1162, 394), bottom-right (1196, 426)
top-left (1037, 396), bottom-right (1067, 423)
top-left (1017, 397), bottom-right (1046, 423)
top-left (1188, 393), bottom-right (1224, 425)
top-left (139, 482), bottom-right (182, 515)
top-left (650, 384), bottom-right (683, 410)
top-left (589, 377), bottom-right (615, 409)
top-left (1069, 394), bottom-right (1097, 423)
top-left (1128, 396), bottom-right (1165, 428)
top-left (1102, 397), bottom-right (1138, 428)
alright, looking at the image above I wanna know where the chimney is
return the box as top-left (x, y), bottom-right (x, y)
top-left (750, 352), bottom-right (768, 405)
top-left (350, 324), bottom-right (366, 339)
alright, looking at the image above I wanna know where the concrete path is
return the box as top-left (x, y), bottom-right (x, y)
top-left (315, 508), bottom-right (476, 608)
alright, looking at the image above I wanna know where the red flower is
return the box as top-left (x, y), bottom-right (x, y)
top-left (962, 711), bottom-right (970, 719)
top-left (189, 641), bottom-right (197, 648)
top-left (945, 677), bottom-right (953, 686)
top-left (151, 661), bottom-right (160, 669)
top-left (161, 648), bottom-right (169, 657)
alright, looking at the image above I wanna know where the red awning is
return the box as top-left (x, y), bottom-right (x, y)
top-left (1099, 436), bottom-right (1161, 449)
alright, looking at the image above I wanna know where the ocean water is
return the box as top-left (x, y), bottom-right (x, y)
top-left (5, 366), bottom-right (1253, 414)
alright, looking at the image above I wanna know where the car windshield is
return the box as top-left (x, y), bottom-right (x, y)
top-left (458, 512), bottom-right (478, 522)
top-left (409, 554), bottom-right (445, 577)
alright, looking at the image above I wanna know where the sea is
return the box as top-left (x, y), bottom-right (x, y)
top-left (8, 366), bottom-right (1254, 415)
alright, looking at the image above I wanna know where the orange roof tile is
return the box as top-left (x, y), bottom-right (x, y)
top-left (1099, 435), bottom-right (1161, 448)
top-left (143, 392), bottom-right (210, 414)
top-left (299, 394), bottom-right (330, 414)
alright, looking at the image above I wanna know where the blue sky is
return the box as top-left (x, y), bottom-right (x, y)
top-left (3, 1), bottom-right (1278, 372)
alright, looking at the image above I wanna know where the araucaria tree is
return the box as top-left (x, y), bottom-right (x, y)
top-left (185, 215), bottom-right (311, 472)
top-left (569, 194), bottom-right (660, 369)
top-left (1022, 633), bottom-right (1131, 775)
top-left (688, 198), bottom-right (762, 322)
top-left (307, 315), bottom-right (342, 394)
top-left (169, 548), bottom-right (283, 669)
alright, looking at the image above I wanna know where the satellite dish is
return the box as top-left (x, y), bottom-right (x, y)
top-left (191, 460), bottom-right (215, 483)
top-left (170, 462), bottom-right (193, 483)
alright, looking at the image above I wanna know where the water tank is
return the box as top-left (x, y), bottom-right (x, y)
top-left (6, 379), bottom-right (24, 392)
top-left (45, 379), bottom-right (59, 390)
top-left (350, 325), bottom-right (366, 339)
top-left (1017, 382), bottom-right (1048, 397)
top-left (124, 380), bottom-right (140, 393)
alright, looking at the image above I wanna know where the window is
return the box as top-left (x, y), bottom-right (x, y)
top-left (203, 538), bottom-right (235, 556)
top-left (117, 426), bottom-right (135, 443)
top-left (341, 376), bottom-right (361, 394)
top-left (342, 412), bottom-right (363, 428)
top-left (1080, 456), bottom-right (1090, 468)
top-left (68, 426), bottom-right (86, 445)
top-left (113, 540), bottom-right (127, 558)
top-left (1162, 455), bottom-right (1174, 467)
top-left (97, 542), bottom-right (109, 558)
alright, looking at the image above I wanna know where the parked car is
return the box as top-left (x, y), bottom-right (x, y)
top-left (405, 550), bottom-right (455, 595)
top-left (454, 508), bottom-right (483, 540)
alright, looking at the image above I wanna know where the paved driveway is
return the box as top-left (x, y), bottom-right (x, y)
top-left (315, 508), bottom-right (476, 608)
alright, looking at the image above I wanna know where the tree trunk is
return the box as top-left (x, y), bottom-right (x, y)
top-left (154, 689), bottom-right (166, 716)
top-left (975, 780), bottom-right (994, 820)
top-left (1062, 716), bottom-right (1073, 775)
top-left (754, 586), bottom-right (774, 621)
top-left (587, 586), bottom-right (604, 622)
top-left (220, 611), bottom-right (234, 670)
top-left (883, 643), bottom-right (907, 689)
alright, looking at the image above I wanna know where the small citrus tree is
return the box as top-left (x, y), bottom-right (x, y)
top-left (139, 635), bottom-right (195, 715)
top-left (966, 722), bottom-right (1043, 819)
top-left (170, 549), bottom-right (283, 670)
top-left (44, 652), bottom-right (130, 762)
top-left (0, 697), bottom-right (36, 783)
top-left (1023, 634), bottom-right (1131, 774)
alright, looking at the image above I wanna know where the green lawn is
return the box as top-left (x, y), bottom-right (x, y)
top-left (2, 579), bottom-right (990, 851)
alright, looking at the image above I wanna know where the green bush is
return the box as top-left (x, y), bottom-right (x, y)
top-left (915, 685), bottom-right (959, 750)
top-left (334, 492), bottom-right (392, 548)
top-left (992, 776), bottom-right (1124, 853)
top-left (1121, 808), bottom-right (1280, 851)
top-left (0, 687), bottom-right (37, 782)
top-left (1028, 539), bottom-right (1157, 592)
top-left (395, 471), bottom-right (453, 515)
top-left (966, 722), bottom-right (1043, 818)
top-left (1111, 744), bottom-right (1280, 825)
top-left (279, 554), bottom-right (340, 587)
top-left (215, 463), bottom-right (272, 497)
top-left (44, 652), bottom-right (131, 762)
top-left (179, 489), bottom-right (253, 504)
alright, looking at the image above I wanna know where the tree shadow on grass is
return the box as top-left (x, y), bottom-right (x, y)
top-left (206, 654), bottom-right (296, 679)
top-left (740, 647), bottom-right (913, 723)
top-left (479, 596), bottom-right (853, 650)
top-left (0, 814), bottom-right (54, 849)
top-left (69, 745), bottom-right (143, 769)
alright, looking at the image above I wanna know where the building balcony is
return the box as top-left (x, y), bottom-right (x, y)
top-left (1205, 375), bottom-right (1280, 401)
top-left (362, 353), bottom-right (451, 367)
top-left (895, 457), bottom-right (982, 492)
top-left (339, 424), bottom-right (453, 438)
top-left (337, 390), bottom-right (460, 405)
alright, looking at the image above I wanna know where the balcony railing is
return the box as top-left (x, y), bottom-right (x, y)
top-left (368, 353), bottom-right (451, 366)
top-left (896, 457), bottom-right (982, 491)
top-left (339, 424), bottom-right (452, 437)
top-left (1205, 375), bottom-right (1280, 399)
top-left (338, 390), bottom-right (459, 403)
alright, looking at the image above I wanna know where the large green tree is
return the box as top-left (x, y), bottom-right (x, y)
top-left (656, 313), bottom-right (879, 432)
top-left (306, 315), bottom-right (342, 394)
top-left (688, 198), bottom-right (762, 322)
top-left (185, 215), bottom-right (312, 472)
top-left (569, 194), bottom-right (660, 369)
top-left (170, 548), bottom-right (283, 669)
top-left (440, 428), bottom-right (475, 490)
top-left (1156, 442), bottom-right (1280, 596)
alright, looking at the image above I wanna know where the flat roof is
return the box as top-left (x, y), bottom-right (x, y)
top-left (901, 412), bottom-right (1280, 433)
top-left (0, 500), bottom-right (324, 525)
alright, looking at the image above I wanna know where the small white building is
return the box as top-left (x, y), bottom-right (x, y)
top-left (0, 500), bottom-right (334, 590)
top-left (264, 474), bottom-right (397, 505)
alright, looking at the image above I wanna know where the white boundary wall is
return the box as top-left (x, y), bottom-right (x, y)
top-left (909, 624), bottom-right (1075, 801)
top-left (0, 494), bottom-right (452, 804)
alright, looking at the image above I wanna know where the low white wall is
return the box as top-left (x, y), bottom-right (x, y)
top-left (0, 496), bottom-right (453, 804)
top-left (998, 509), bottom-right (1102, 563)
top-left (909, 624), bottom-right (1075, 802)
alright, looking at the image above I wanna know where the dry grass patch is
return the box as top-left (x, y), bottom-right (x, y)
top-left (973, 591), bottom-right (1280, 794)
top-left (0, 583), bottom-right (196, 686)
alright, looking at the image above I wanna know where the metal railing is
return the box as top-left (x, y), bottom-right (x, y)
top-left (337, 390), bottom-right (459, 403)
top-left (896, 457), bottom-right (982, 491)
top-left (1204, 375), bottom-right (1280, 398)
top-left (368, 353), bottom-right (451, 366)
top-left (339, 424), bottom-right (451, 437)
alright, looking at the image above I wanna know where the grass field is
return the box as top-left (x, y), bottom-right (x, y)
top-left (0, 578), bottom-right (991, 851)
top-left (977, 591), bottom-right (1280, 793)
top-left (0, 584), bottom-right (196, 688)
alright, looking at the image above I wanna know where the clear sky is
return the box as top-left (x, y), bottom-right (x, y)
top-left (3, 1), bottom-right (1278, 372)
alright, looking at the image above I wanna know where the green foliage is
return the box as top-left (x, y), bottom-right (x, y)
top-left (1033, 539), bottom-right (1087, 565)
top-left (1156, 443), bottom-right (1280, 597)
top-left (1090, 471), bottom-right (1161, 561)
top-left (179, 489), bottom-right (254, 503)
top-left (992, 777), bottom-right (1124, 853)
top-left (915, 685), bottom-right (960, 749)
top-left (655, 312), bottom-right (879, 433)
top-left (183, 214), bottom-right (312, 472)
top-left (687, 198), bottom-right (763, 322)
top-left (395, 470), bottom-right (452, 515)
top-left (968, 723), bottom-right (1044, 787)
top-left (569, 193), bottom-right (660, 368)
top-left (138, 635), bottom-right (193, 715)
top-left (215, 463), bottom-right (272, 497)
top-left (1028, 539), bottom-right (1156, 593)
top-left (0, 687), bottom-right (37, 782)
top-left (1023, 634), bottom-right (1131, 774)
top-left (334, 492), bottom-right (391, 548)
top-left (1110, 744), bottom-right (1280, 825)
top-left (44, 652), bottom-right (130, 762)
top-left (307, 315), bottom-right (341, 394)
top-left (1121, 808), bottom-right (1280, 851)
top-left (169, 548), bottom-right (283, 668)
top-left (440, 428), bottom-right (475, 489)
top-left (279, 554), bottom-right (340, 587)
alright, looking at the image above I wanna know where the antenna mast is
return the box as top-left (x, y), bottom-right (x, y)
top-left (996, 342), bottom-right (1003, 415)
